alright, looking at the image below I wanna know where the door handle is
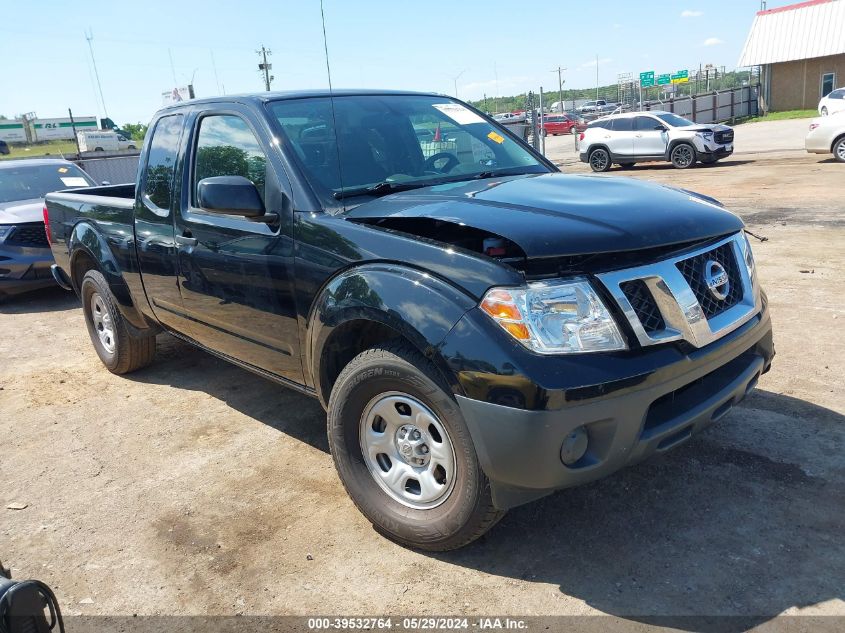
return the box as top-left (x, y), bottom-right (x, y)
top-left (635, 134), bottom-right (643, 138)
top-left (175, 233), bottom-right (198, 247)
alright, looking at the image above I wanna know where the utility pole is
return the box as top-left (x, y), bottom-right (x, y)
top-left (68, 108), bottom-right (81, 156)
top-left (551, 66), bottom-right (566, 112)
top-left (452, 69), bottom-right (466, 99)
top-left (595, 55), bottom-right (599, 100)
top-left (257, 45), bottom-right (273, 91)
top-left (84, 29), bottom-right (108, 119)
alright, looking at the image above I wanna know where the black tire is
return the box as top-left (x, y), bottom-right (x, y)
top-left (327, 340), bottom-right (504, 551)
top-left (821, 106), bottom-right (828, 116)
top-left (589, 147), bottom-right (611, 172)
top-left (80, 270), bottom-right (156, 374)
top-left (128, 144), bottom-right (136, 150)
top-left (670, 143), bottom-right (696, 169)
top-left (833, 136), bottom-right (845, 163)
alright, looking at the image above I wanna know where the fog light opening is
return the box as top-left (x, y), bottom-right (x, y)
top-left (560, 426), bottom-right (589, 466)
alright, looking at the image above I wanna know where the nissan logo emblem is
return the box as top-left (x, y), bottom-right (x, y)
top-left (704, 260), bottom-right (730, 301)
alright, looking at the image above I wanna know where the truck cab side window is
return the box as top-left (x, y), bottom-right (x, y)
top-left (193, 115), bottom-right (267, 203)
top-left (143, 114), bottom-right (184, 210)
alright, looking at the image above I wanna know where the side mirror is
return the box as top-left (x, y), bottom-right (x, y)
top-left (101, 180), bottom-right (111, 186)
top-left (197, 175), bottom-right (266, 219)
top-left (655, 125), bottom-right (668, 131)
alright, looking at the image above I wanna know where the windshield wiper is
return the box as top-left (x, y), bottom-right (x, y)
top-left (333, 181), bottom-right (426, 199)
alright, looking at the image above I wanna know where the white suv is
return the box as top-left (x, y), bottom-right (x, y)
top-left (578, 111), bottom-right (734, 172)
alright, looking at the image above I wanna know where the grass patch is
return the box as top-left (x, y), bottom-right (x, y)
top-left (740, 109), bottom-right (818, 124)
top-left (0, 140), bottom-right (79, 161)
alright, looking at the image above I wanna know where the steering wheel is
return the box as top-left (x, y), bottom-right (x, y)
top-left (423, 152), bottom-right (460, 174)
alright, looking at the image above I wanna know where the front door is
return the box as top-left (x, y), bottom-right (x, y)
top-left (605, 117), bottom-right (635, 158)
top-left (633, 115), bottom-right (669, 157)
top-left (174, 108), bottom-right (302, 383)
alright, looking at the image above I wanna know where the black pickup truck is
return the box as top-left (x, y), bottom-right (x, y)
top-left (46, 90), bottom-right (773, 550)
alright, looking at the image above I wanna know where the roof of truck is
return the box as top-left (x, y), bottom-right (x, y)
top-left (158, 89), bottom-right (446, 112)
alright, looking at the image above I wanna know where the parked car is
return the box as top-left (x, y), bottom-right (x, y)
top-left (0, 140), bottom-right (9, 155)
top-left (541, 114), bottom-right (576, 136)
top-left (492, 112), bottom-right (526, 123)
top-left (579, 110), bottom-right (734, 172)
top-left (805, 112), bottom-right (845, 162)
top-left (578, 100), bottom-right (618, 113)
top-left (818, 87), bottom-right (845, 116)
top-left (46, 90), bottom-right (772, 551)
top-left (0, 159), bottom-right (96, 300)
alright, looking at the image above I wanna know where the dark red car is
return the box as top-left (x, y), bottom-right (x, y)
top-left (541, 113), bottom-right (576, 136)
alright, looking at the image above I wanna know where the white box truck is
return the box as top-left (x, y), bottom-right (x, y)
top-left (77, 130), bottom-right (137, 152)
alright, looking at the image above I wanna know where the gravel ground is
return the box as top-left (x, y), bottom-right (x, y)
top-left (1, 119), bottom-right (843, 630)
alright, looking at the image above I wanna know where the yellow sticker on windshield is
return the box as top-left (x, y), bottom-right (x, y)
top-left (58, 167), bottom-right (68, 173)
top-left (487, 131), bottom-right (504, 144)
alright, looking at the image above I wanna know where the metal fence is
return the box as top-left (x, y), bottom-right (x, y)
top-left (640, 85), bottom-right (759, 124)
top-left (74, 154), bottom-right (140, 185)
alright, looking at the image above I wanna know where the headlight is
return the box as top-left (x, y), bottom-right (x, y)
top-left (0, 225), bottom-right (13, 242)
top-left (480, 279), bottom-right (627, 354)
top-left (741, 232), bottom-right (756, 279)
top-left (696, 131), bottom-right (714, 142)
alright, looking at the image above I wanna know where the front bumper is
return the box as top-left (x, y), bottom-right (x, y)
top-left (444, 303), bottom-right (773, 510)
top-left (0, 244), bottom-right (56, 298)
top-left (696, 144), bottom-right (733, 160)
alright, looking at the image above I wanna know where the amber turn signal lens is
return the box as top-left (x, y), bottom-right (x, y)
top-left (480, 298), bottom-right (521, 321)
top-left (501, 321), bottom-right (531, 340)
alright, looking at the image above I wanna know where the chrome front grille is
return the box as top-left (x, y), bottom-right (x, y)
top-left (676, 241), bottom-right (743, 318)
top-left (597, 233), bottom-right (760, 349)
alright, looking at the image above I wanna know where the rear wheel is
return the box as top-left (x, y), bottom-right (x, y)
top-left (834, 136), bottom-right (845, 163)
top-left (80, 270), bottom-right (156, 374)
top-left (327, 340), bottom-right (503, 551)
top-left (589, 148), bottom-right (611, 172)
top-left (670, 143), bottom-right (696, 169)
top-left (821, 106), bottom-right (829, 116)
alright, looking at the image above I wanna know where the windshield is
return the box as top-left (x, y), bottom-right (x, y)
top-left (655, 112), bottom-right (696, 128)
top-left (268, 95), bottom-right (548, 201)
top-left (0, 163), bottom-right (94, 203)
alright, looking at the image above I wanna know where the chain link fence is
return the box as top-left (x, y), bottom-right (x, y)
top-left (74, 154), bottom-right (140, 184)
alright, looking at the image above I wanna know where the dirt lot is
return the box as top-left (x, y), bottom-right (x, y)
top-left (2, 119), bottom-right (843, 628)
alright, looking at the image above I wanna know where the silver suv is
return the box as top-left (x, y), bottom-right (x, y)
top-left (578, 110), bottom-right (734, 172)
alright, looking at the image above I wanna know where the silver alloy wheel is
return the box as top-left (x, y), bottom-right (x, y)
top-left (590, 149), bottom-right (609, 171)
top-left (836, 139), bottom-right (845, 162)
top-left (359, 391), bottom-right (457, 509)
top-left (672, 144), bottom-right (694, 167)
top-left (90, 292), bottom-right (116, 354)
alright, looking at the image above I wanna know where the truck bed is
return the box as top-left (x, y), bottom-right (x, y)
top-left (45, 183), bottom-right (138, 283)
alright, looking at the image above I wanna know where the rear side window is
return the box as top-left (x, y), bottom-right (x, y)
top-left (193, 115), bottom-right (268, 203)
top-left (829, 89), bottom-right (844, 99)
top-left (611, 118), bottom-right (633, 132)
top-left (143, 114), bottom-right (184, 211)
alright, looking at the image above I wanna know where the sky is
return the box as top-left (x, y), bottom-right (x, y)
top-left (0, 0), bottom-right (778, 125)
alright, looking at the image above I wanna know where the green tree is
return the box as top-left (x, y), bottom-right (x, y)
top-left (121, 122), bottom-right (149, 141)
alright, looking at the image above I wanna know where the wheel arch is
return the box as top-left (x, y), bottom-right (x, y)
top-left (831, 132), bottom-right (845, 153)
top-left (68, 221), bottom-right (155, 333)
top-left (307, 264), bottom-right (475, 408)
top-left (665, 138), bottom-right (696, 160)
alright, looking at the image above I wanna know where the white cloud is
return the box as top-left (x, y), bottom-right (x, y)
top-left (681, 9), bottom-right (704, 17)
top-left (580, 57), bottom-right (612, 69)
top-left (703, 37), bottom-right (724, 46)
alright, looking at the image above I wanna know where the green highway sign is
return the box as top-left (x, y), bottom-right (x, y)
top-left (671, 69), bottom-right (690, 84)
top-left (657, 74), bottom-right (671, 85)
top-left (639, 71), bottom-right (655, 87)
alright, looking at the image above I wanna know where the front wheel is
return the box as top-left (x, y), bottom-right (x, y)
top-left (834, 137), bottom-right (845, 163)
top-left (589, 148), bottom-right (611, 172)
top-left (327, 341), bottom-right (504, 551)
top-left (670, 143), bottom-right (696, 169)
top-left (821, 106), bottom-right (829, 116)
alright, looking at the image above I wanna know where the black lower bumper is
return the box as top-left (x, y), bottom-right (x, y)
top-left (698, 146), bottom-right (733, 161)
top-left (452, 309), bottom-right (773, 510)
top-left (0, 245), bottom-right (55, 298)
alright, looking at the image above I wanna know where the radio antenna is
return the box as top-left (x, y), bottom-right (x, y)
top-left (320, 0), bottom-right (345, 200)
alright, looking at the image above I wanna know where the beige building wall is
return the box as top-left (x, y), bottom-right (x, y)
top-left (769, 54), bottom-right (845, 110)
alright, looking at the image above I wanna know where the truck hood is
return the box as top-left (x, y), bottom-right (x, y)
top-left (345, 173), bottom-right (743, 259)
top-left (0, 198), bottom-right (43, 225)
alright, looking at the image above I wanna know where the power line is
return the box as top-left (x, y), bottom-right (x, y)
top-left (84, 28), bottom-right (108, 118)
top-left (257, 45), bottom-right (273, 91)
